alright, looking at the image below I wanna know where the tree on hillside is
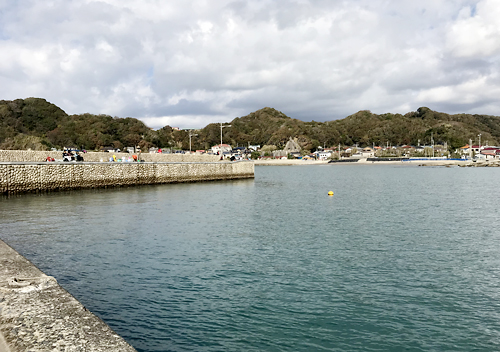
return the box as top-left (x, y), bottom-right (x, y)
top-left (2, 98), bottom-right (500, 151)
top-left (0, 134), bottom-right (49, 151)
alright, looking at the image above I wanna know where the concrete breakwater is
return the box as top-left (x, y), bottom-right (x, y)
top-left (0, 150), bottom-right (220, 163)
top-left (0, 161), bottom-right (254, 194)
top-left (0, 239), bottom-right (137, 352)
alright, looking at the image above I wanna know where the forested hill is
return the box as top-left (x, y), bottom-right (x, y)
top-left (1, 98), bottom-right (500, 152)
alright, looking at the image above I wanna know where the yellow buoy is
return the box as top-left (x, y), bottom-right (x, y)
top-left (328, 191), bottom-right (334, 196)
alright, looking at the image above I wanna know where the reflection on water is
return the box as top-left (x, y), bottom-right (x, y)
top-left (1, 165), bottom-right (500, 351)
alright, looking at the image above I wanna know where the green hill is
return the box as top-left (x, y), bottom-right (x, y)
top-left (1, 98), bottom-right (499, 152)
top-left (217, 107), bottom-right (500, 152)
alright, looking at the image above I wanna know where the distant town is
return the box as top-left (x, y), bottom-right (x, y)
top-left (2, 99), bottom-right (500, 164)
top-left (95, 138), bottom-right (498, 162)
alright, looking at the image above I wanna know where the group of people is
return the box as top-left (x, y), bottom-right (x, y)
top-left (44, 150), bottom-right (85, 162)
top-left (109, 154), bottom-right (139, 162)
top-left (43, 151), bottom-right (143, 162)
top-left (63, 150), bottom-right (84, 162)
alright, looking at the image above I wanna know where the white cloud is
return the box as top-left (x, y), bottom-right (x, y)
top-left (417, 75), bottom-right (500, 105)
top-left (140, 114), bottom-right (229, 130)
top-left (0, 0), bottom-right (498, 128)
top-left (446, 0), bottom-right (500, 58)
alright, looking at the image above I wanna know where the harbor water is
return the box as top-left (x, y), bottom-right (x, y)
top-left (1, 164), bottom-right (500, 351)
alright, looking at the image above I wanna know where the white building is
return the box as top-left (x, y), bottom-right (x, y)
top-left (317, 151), bottom-right (332, 160)
top-left (211, 144), bottom-right (232, 154)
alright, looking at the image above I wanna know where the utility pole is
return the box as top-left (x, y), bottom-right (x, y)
top-left (431, 132), bottom-right (434, 158)
top-left (469, 138), bottom-right (473, 160)
top-left (189, 130), bottom-right (198, 152)
top-left (478, 133), bottom-right (481, 154)
top-left (220, 123), bottom-right (231, 146)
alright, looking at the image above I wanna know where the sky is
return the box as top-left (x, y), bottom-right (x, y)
top-left (0, 0), bottom-right (499, 129)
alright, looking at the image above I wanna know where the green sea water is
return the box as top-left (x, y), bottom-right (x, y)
top-left (1, 164), bottom-right (500, 351)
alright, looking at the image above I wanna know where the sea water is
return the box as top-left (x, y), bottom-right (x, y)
top-left (1, 164), bottom-right (500, 351)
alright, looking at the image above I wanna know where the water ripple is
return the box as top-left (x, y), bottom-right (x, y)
top-left (2, 167), bottom-right (500, 351)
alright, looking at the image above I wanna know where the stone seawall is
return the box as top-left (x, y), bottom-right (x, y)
top-left (0, 161), bottom-right (254, 194)
top-left (0, 239), bottom-right (137, 352)
top-left (0, 150), bottom-right (220, 163)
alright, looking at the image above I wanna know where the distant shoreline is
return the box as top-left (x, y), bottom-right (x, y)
top-left (254, 159), bottom-right (328, 166)
top-left (254, 158), bottom-right (484, 166)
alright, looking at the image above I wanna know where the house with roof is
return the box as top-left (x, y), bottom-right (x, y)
top-left (211, 144), bottom-right (232, 154)
top-left (458, 144), bottom-right (484, 157)
top-left (413, 145), bottom-right (425, 154)
top-left (231, 147), bottom-right (251, 159)
top-left (471, 145), bottom-right (482, 154)
top-left (480, 147), bottom-right (500, 160)
top-left (460, 144), bottom-right (470, 151)
top-left (317, 150), bottom-right (332, 160)
top-left (399, 145), bottom-right (415, 156)
top-left (361, 147), bottom-right (374, 157)
top-left (232, 147), bottom-right (248, 153)
top-left (458, 144), bottom-right (471, 156)
top-left (343, 147), bottom-right (354, 157)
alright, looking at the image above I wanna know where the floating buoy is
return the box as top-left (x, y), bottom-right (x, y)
top-left (328, 191), bottom-right (334, 196)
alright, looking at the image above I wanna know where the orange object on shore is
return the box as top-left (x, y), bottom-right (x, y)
top-left (132, 155), bottom-right (138, 161)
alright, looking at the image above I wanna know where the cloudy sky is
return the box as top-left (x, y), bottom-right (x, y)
top-left (0, 0), bottom-right (499, 129)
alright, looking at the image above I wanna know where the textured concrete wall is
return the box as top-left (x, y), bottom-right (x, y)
top-left (0, 239), bottom-right (137, 352)
top-left (0, 150), bottom-right (220, 163)
top-left (0, 161), bottom-right (254, 194)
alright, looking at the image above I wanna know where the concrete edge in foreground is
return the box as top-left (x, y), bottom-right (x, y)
top-left (0, 240), bottom-right (137, 352)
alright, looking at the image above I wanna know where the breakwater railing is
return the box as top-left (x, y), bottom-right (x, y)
top-left (0, 161), bottom-right (254, 194)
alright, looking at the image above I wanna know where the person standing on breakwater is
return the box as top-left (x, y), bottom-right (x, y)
top-left (62, 150), bottom-right (75, 161)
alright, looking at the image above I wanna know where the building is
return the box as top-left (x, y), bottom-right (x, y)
top-left (211, 144), bottom-right (232, 154)
top-left (361, 147), bottom-right (375, 157)
top-left (317, 151), bottom-right (332, 160)
top-left (480, 147), bottom-right (500, 160)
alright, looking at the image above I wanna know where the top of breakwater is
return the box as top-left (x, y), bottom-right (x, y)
top-left (0, 239), bottom-right (137, 352)
top-left (0, 160), bottom-right (243, 165)
top-left (0, 150), bottom-right (221, 163)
